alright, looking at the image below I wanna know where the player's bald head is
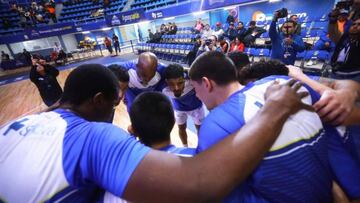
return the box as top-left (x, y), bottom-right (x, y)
top-left (136, 52), bottom-right (159, 84)
top-left (138, 52), bottom-right (158, 70)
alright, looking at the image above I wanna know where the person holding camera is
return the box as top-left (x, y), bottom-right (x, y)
top-left (196, 35), bottom-right (222, 57)
top-left (29, 55), bottom-right (63, 107)
top-left (269, 8), bottom-right (305, 65)
top-left (328, 14), bottom-right (360, 82)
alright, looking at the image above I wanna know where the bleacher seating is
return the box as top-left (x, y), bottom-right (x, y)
top-left (130, 0), bottom-right (177, 11)
top-left (136, 26), bottom-right (196, 63)
top-left (59, 0), bottom-right (126, 23)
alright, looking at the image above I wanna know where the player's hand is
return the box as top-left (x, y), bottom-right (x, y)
top-left (314, 89), bottom-right (356, 126)
top-left (265, 79), bottom-right (313, 115)
top-left (287, 65), bottom-right (304, 80)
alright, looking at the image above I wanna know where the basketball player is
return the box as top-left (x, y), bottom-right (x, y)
top-left (0, 63), bottom-right (311, 202)
top-left (120, 52), bottom-right (166, 111)
top-left (129, 91), bottom-right (196, 156)
top-left (190, 51), bottom-right (333, 202)
top-left (162, 64), bottom-right (205, 146)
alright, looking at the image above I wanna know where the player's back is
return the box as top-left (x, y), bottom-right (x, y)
top-left (197, 76), bottom-right (332, 203)
top-left (239, 77), bottom-right (332, 203)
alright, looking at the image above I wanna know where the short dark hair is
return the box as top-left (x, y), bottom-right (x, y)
top-left (60, 64), bottom-right (119, 105)
top-left (238, 60), bottom-right (289, 85)
top-left (227, 51), bottom-right (250, 72)
top-left (164, 63), bottom-right (184, 80)
top-left (130, 92), bottom-right (175, 146)
top-left (189, 51), bottom-right (238, 86)
top-left (249, 21), bottom-right (256, 26)
top-left (290, 14), bottom-right (298, 19)
top-left (108, 64), bottom-right (129, 82)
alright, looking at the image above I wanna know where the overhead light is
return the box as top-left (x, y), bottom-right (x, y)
top-left (82, 31), bottom-right (90, 34)
top-left (223, 5), bottom-right (237, 10)
top-left (101, 27), bottom-right (112, 31)
top-left (269, 0), bottom-right (282, 2)
top-left (138, 20), bottom-right (150, 25)
top-left (164, 17), bottom-right (175, 21)
top-left (193, 11), bottom-right (205, 16)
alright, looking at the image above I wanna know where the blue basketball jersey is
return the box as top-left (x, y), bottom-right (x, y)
top-left (197, 76), bottom-right (333, 203)
top-left (120, 60), bottom-right (167, 111)
top-left (160, 144), bottom-right (196, 157)
top-left (0, 109), bottom-right (150, 202)
top-left (162, 80), bottom-right (203, 111)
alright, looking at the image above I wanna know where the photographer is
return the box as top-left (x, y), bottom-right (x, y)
top-left (29, 55), bottom-right (63, 106)
top-left (196, 35), bottom-right (221, 57)
top-left (328, 16), bottom-right (360, 82)
top-left (269, 8), bottom-right (305, 65)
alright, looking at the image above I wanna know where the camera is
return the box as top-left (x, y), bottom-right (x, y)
top-left (336, 0), bottom-right (353, 10)
top-left (276, 8), bottom-right (288, 18)
top-left (205, 39), bottom-right (212, 46)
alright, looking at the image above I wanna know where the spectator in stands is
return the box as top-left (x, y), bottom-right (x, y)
top-left (269, 13), bottom-right (305, 65)
top-left (227, 51), bottom-right (250, 83)
top-left (162, 64), bottom-right (205, 147)
top-left (338, 9), bottom-right (350, 34)
top-left (23, 49), bottom-right (32, 65)
top-left (350, 0), bottom-right (360, 21)
top-left (46, 3), bottom-right (57, 23)
top-left (10, 3), bottom-right (17, 12)
top-left (226, 10), bottom-right (235, 24)
top-left (229, 36), bottom-right (245, 53)
top-left (187, 35), bottom-right (202, 66)
top-left (243, 21), bottom-right (266, 46)
top-left (129, 91), bottom-right (196, 156)
top-left (169, 22), bottom-right (177, 35)
top-left (194, 18), bottom-right (204, 34)
top-left (328, 17), bottom-right (360, 82)
top-left (219, 35), bottom-right (230, 53)
top-left (112, 33), bottom-right (120, 55)
top-left (313, 32), bottom-right (335, 52)
top-left (201, 24), bottom-right (213, 39)
top-left (290, 14), bottom-right (302, 35)
top-left (236, 21), bottom-right (247, 40)
top-left (196, 35), bottom-right (221, 57)
top-left (30, 55), bottom-right (62, 106)
top-left (1, 51), bottom-right (10, 62)
top-left (224, 22), bottom-right (237, 41)
top-left (213, 22), bottom-right (225, 38)
top-left (160, 23), bottom-right (167, 34)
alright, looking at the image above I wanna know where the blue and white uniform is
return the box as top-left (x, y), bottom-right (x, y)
top-left (162, 80), bottom-right (205, 125)
top-left (160, 144), bottom-right (196, 157)
top-left (0, 109), bottom-right (150, 202)
top-left (197, 76), bottom-right (333, 203)
top-left (120, 60), bottom-right (167, 111)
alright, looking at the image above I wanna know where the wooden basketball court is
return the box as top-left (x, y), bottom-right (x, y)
top-left (0, 64), bottom-right (198, 148)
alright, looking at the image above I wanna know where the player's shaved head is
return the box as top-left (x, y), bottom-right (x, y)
top-left (136, 52), bottom-right (159, 85)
